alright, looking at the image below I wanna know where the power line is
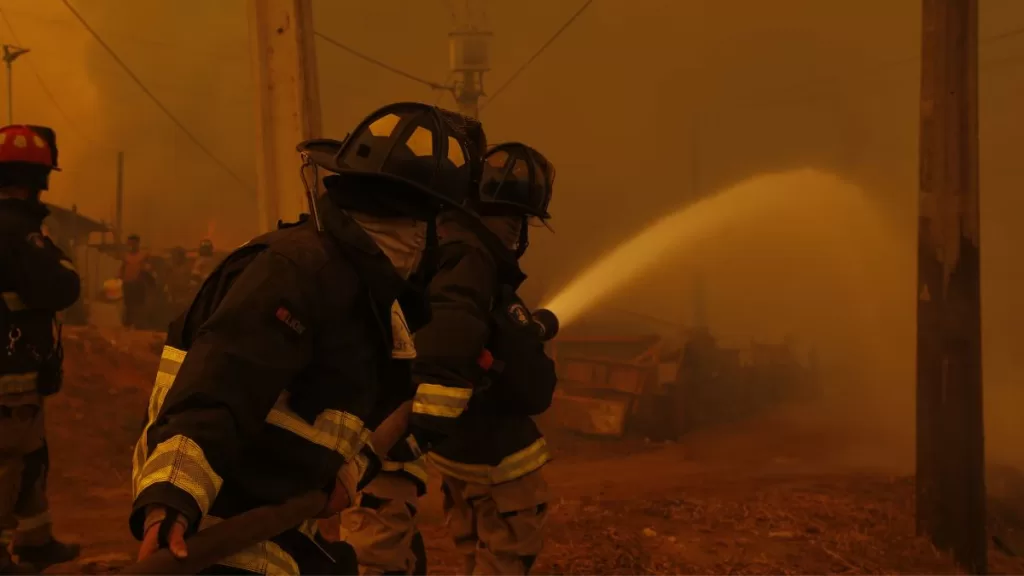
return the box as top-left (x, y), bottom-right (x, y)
top-left (481, 0), bottom-right (595, 113)
top-left (985, 25), bottom-right (1024, 44)
top-left (58, 0), bottom-right (251, 191)
top-left (0, 5), bottom-right (106, 147)
top-left (314, 30), bottom-right (450, 92)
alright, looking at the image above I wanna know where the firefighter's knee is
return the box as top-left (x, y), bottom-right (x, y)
top-left (340, 474), bottom-right (421, 575)
top-left (477, 470), bottom-right (549, 573)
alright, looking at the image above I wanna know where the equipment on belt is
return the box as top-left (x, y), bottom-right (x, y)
top-left (121, 400), bottom-right (415, 575)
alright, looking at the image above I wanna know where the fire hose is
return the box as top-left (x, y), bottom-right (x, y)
top-left (121, 400), bottom-right (413, 575)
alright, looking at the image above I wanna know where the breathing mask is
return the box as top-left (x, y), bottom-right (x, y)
top-left (348, 212), bottom-right (429, 280)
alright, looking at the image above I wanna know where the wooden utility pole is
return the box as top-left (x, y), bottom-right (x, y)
top-left (916, 0), bottom-right (985, 573)
top-left (247, 0), bottom-right (322, 233)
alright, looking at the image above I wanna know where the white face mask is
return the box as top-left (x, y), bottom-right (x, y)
top-left (481, 215), bottom-right (523, 251)
top-left (348, 212), bottom-right (428, 280)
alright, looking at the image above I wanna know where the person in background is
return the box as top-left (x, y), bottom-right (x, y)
top-left (0, 124), bottom-right (81, 574)
top-left (119, 234), bottom-right (150, 328)
top-left (162, 247), bottom-right (192, 317)
top-left (189, 238), bottom-right (216, 292)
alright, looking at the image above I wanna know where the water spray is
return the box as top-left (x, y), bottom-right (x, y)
top-left (540, 169), bottom-right (873, 330)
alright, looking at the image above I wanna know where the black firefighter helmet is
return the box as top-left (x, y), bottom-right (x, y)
top-left (478, 142), bottom-right (554, 222)
top-left (296, 102), bottom-right (486, 219)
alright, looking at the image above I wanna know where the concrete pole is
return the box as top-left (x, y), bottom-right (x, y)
top-left (455, 70), bottom-right (483, 119)
top-left (247, 0), bottom-right (323, 233)
top-left (449, 0), bottom-right (490, 119)
top-left (915, 0), bottom-right (985, 572)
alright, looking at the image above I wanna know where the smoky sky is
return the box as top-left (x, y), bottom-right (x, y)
top-left (4, 0), bottom-right (1024, 462)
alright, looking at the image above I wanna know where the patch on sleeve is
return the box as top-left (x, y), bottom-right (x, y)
top-left (25, 232), bottom-right (45, 249)
top-left (507, 302), bottom-right (532, 327)
top-left (275, 304), bottom-right (306, 335)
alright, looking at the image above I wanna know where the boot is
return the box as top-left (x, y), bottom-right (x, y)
top-left (12, 539), bottom-right (79, 571)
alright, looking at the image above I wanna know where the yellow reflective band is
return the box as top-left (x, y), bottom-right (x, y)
top-left (297, 518), bottom-right (319, 542)
top-left (200, 515), bottom-right (299, 576)
top-left (134, 434), bottom-right (224, 517)
top-left (381, 457), bottom-right (429, 484)
top-left (265, 393), bottom-right (370, 461)
top-left (406, 434), bottom-right (423, 459)
top-left (132, 346), bottom-right (187, 493)
top-left (428, 438), bottom-right (552, 485)
top-left (0, 372), bottom-right (37, 396)
top-left (58, 259), bottom-right (75, 272)
top-left (411, 383), bottom-right (472, 419)
top-left (2, 292), bottom-right (25, 311)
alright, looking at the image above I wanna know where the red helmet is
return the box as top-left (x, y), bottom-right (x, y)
top-left (0, 125), bottom-right (59, 170)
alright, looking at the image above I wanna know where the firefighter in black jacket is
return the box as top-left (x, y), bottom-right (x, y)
top-left (422, 143), bottom-right (557, 575)
top-left (0, 125), bottom-right (81, 574)
top-left (343, 142), bottom-right (557, 575)
top-left (337, 124), bottom-right (488, 576)
top-left (130, 102), bottom-right (485, 575)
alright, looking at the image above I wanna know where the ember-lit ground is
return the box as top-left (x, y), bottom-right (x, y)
top-left (36, 327), bottom-right (1024, 574)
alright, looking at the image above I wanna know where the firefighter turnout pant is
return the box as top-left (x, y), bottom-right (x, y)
top-left (340, 467), bottom-right (425, 575)
top-left (440, 468), bottom-right (549, 575)
top-left (0, 400), bottom-right (52, 567)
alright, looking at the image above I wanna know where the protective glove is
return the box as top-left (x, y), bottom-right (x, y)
top-left (137, 505), bottom-right (189, 562)
top-left (320, 454), bottom-right (370, 518)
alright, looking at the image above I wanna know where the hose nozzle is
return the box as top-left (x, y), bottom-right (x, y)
top-left (532, 308), bottom-right (559, 341)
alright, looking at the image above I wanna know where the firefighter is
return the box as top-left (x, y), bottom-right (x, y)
top-left (0, 125), bottom-right (81, 574)
top-left (119, 234), bottom-right (151, 328)
top-left (340, 143), bottom-right (557, 575)
top-left (130, 102), bottom-right (485, 575)
top-left (416, 143), bottom-right (557, 575)
top-left (162, 246), bottom-right (192, 315)
top-left (336, 119), bottom-right (489, 576)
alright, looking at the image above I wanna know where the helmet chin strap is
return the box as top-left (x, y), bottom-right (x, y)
top-left (298, 152), bottom-right (324, 232)
top-left (515, 217), bottom-right (529, 259)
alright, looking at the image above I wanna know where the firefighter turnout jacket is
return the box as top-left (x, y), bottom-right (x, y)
top-left (129, 203), bottom-right (430, 574)
top-left (0, 199), bottom-right (80, 400)
top-left (412, 210), bottom-right (557, 485)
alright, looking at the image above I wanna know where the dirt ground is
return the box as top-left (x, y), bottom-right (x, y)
top-left (32, 327), bottom-right (1024, 574)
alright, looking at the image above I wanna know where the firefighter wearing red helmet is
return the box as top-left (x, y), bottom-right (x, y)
top-left (0, 125), bottom-right (81, 573)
